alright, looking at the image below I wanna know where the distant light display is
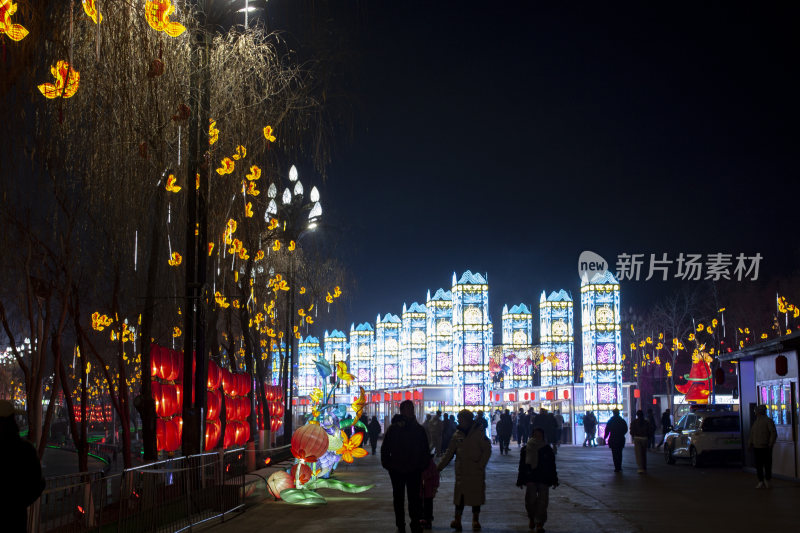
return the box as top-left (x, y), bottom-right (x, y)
top-left (401, 302), bottom-right (428, 386)
top-left (501, 303), bottom-right (533, 388)
top-left (540, 290), bottom-right (574, 386)
top-left (324, 330), bottom-right (349, 396)
top-left (452, 271), bottom-right (492, 410)
top-left (426, 288), bottom-right (454, 384)
top-left (376, 314), bottom-right (402, 388)
top-left (349, 322), bottom-right (375, 391)
top-left (298, 336), bottom-right (322, 396)
top-left (581, 271), bottom-right (622, 425)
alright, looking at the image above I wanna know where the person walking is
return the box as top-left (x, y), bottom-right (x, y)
top-left (748, 404), bottom-right (777, 488)
top-left (442, 413), bottom-right (457, 452)
top-left (476, 410), bottom-right (489, 433)
top-left (516, 428), bottom-right (559, 533)
top-left (511, 411), bottom-right (518, 446)
top-left (420, 453), bottom-right (440, 530)
top-left (0, 400), bottom-right (45, 533)
top-left (437, 410), bottom-right (492, 531)
top-left (496, 409), bottom-right (513, 455)
top-left (582, 411), bottom-right (598, 447)
top-left (629, 410), bottom-right (650, 473)
top-left (423, 413), bottom-right (433, 446)
top-left (553, 410), bottom-right (564, 450)
top-left (518, 408), bottom-right (530, 446)
top-left (645, 409), bottom-right (657, 449)
top-left (656, 409), bottom-right (672, 448)
top-left (382, 400), bottom-right (430, 533)
top-left (429, 411), bottom-right (444, 455)
top-left (604, 408), bottom-right (629, 472)
top-left (368, 415), bottom-right (382, 455)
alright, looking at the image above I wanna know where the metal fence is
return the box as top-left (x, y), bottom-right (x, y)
top-left (29, 449), bottom-right (245, 533)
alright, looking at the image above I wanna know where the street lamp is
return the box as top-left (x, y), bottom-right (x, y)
top-left (267, 164), bottom-right (321, 442)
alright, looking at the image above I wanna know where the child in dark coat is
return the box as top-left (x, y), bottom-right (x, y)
top-left (420, 453), bottom-right (440, 530)
top-left (516, 428), bottom-right (558, 533)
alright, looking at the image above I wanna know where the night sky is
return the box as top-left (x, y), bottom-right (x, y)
top-left (280, 1), bottom-right (800, 336)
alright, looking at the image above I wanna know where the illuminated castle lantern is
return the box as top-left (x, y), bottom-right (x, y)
top-left (401, 302), bottom-right (428, 386)
top-left (375, 314), bottom-right (402, 389)
top-left (452, 271), bottom-right (492, 409)
top-left (501, 303), bottom-right (533, 388)
top-left (539, 290), bottom-right (575, 386)
top-left (580, 271), bottom-right (622, 425)
top-left (349, 322), bottom-right (375, 391)
top-left (270, 340), bottom-right (287, 386)
top-left (298, 336), bottom-right (322, 396)
top-left (426, 288), bottom-right (454, 385)
top-left (324, 330), bottom-right (349, 395)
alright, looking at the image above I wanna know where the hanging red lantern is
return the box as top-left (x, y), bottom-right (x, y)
top-left (384, 392), bottom-right (390, 402)
top-left (239, 421), bottom-right (250, 445)
top-left (531, 393), bottom-right (535, 400)
top-left (164, 417), bottom-right (181, 452)
top-left (150, 344), bottom-right (162, 378)
top-left (161, 384), bottom-right (180, 418)
top-left (223, 421), bottom-right (234, 449)
top-left (524, 393), bottom-right (529, 400)
top-left (156, 418), bottom-right (166, 451)
top-left (546, 390), bottom-right (555, 401)
top-left (291, 423), bottom-right (329, 462)
top-left (207, 389), bottom-right (222, 421)
top-left (222, 369), bottom-right (236, 397)
top-left (152, 381), bottom-right (163, 415)
top-left (290, 463), bottom-right (312, 485)
top-left (634, 389), bottom-right (641, 399)
top-left (205, 419), bottom-right (221, 451)
top-left (509, 393), bottom-right (516, 401)
top-left (563, 390), bottom-right (570, 400)
top-left (240, 397), bottom-right (252, 419)
top-left (208, 360), bottom-right (222, 390)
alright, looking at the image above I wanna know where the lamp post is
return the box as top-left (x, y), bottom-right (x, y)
top-left (266, 165), bottom-right (322, 442)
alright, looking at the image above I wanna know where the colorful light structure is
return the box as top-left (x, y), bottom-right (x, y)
top-left (501, 303), bottom-right (533, 388)
top-left (426, 288), bottom-right (454, 385)
top-left (580, 271), bottom-right (622, 425)
top-left (401, 302), bottom-right (428, 386)
top-left (298, 336), bottom-right (322, 396)
top-left (349, 322), bottom-right (375, 391)
top-left (375, 314), bottom-right (402, 389)
top-left (540, 290), bottom-right (575, 386)
top-left (323, 330), bottom-right (349, 395)
top-left (452, 271), bottom-right (492, 410)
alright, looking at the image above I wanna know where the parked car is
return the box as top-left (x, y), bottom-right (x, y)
top-left (663, 409), bottom-right (742, 467)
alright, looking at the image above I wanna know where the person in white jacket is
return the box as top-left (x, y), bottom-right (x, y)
top-left (748, 404), bottom-right (777, 488)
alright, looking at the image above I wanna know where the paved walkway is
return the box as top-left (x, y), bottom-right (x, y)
top-left (211, 443), bottom-right (798, 533)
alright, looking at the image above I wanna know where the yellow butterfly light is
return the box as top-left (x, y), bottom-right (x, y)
top-left (263, 125), bottom-right (276, 142)
top-left (38, 61), bottom-right (80, 99)
top-left (82, 0), bottom-right (102, 24)
top-left (165, 174), bottom-right (181, 192)
top-left (209, 120), bottom-right (219, 145)
top-left (145, 0), bottom-right (186, 37)
top-left (168, 252), bottom-right (182, 266)
top-left (1, 0), bottom-right (28, 40)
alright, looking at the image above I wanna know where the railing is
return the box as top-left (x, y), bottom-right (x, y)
top-left (29, 449), bottom-right (246, 533)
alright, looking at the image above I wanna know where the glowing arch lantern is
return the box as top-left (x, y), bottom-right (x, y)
top-left (291, 423), bottom-right (329, 462)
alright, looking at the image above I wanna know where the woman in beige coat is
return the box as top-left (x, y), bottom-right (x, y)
top-left (437, 409), bottom-right (492, 531)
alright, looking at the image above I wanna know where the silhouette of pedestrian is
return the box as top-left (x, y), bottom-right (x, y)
top-left (0, 400), bottom-right (45, 533)
top-left (604, 408), bottom-right (628, 472)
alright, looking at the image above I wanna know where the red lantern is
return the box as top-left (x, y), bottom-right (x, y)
top-left (208, 360), bottom-right (221, 390)
top-left (240, 397), bottom-right (252, 419)
top-left (531, 393), bottom-right (535, 400)
top-left (546, 390), bottom-right (555, 401)
top-left (160, 384), bottom-right (179, 418)
top-left (156, 418), bottom-right (166, 451)
top-left (563, 390), bottom-right (570, 400)
top-left (207, 389), bottom-right (221, 421)
top-left (164, 417), bottom-right (181, 452)
top-left (509, 393), bottom-right (516, 401)
top-left (223, 421), bottom-right (234, 448)
top-left (291, 424), bottom-right (329, 462)
top-left (152, 381), bottom-right (163, 415)
top-left (524, 393), bottom-right (529, 400)
top-left (634, 389), bottom-right (641, 399)
top-left (413, 390), bottom-right (422, 400)
top-left (290, 463), bottom-right (312, 485)
top-left (150, 344), bottom-right (161, 378)
top-left (222, 369), bottom-right (236, 397)
top-left (652, 398), bottom-right (658, 405)
top-left (205, 419), bottom-right (221, 450)
top-left (384, 393), bottom-right (390, 402)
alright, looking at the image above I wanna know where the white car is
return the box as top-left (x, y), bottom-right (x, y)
top-left (663, 409), bottom-right (742, 467)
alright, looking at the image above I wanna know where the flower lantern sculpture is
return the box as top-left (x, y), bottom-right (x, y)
top-left (274, 358), bottom-right (373, 505)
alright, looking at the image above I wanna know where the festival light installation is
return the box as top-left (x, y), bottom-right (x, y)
top-left (297, 336), bottom-right (322, 397)
top-left (500, 303), bottom-right (533, 388)
top-left (0, 0), bottom-right (29, 41)
top-left (675, 352), bottom-right (712, 404)
top-left (452, 271), bottom-right (492, 410)
top-left (323, 330), bottom-right (348, 396)
top-left (426, 288), bottom-right (453, 384)
top-left (375, 314), bottom-right (402, 389)
top-left (144, 0), bottom-right (186, 37)
top-left (580, 271), bottom-right (622, 427)
top-left (540, 290), bottom-right (574, 385)
top-left (349, 322), bottom-right (375, 391)
top-left (401, 302), bottom-right (428, 386)
top-left (37, 61), bottom-right (80, 99)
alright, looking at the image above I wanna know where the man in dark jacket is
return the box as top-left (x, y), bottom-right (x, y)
top-left (0, 400), bottom-right (45, 533)
top-left (496, 410), bottom-right (513, 455)
top-left (604, 409), bottom-right (629, 472)
top-left (441, 414), bottom-right (456, 452)
top-left (367, 416), bottom-right (382, 455)
top-left (582, 411), bottom-right (598, 447)
top-left (382, 400), bottom-right (429, 533)
top-left (517, 428), bottom-right (558, 532)
top-left (656, 409), bottom-right (672, 448)
top-left (517, 409), bottom-right (530, 446)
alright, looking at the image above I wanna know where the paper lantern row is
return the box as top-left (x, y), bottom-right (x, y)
top-left (222, 370), bottom-right (252, 398)
top-left (150, 345), bottom-right (195, 382)
top-left (157, 416), bottom-right (183, 452)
